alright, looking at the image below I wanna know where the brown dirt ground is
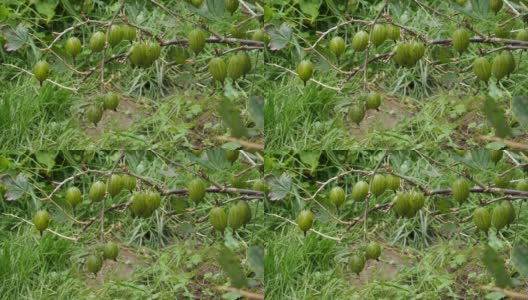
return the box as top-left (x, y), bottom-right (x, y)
top-left (83, 96), bottom-right (145, 137)
top-left (81, 93), bottom-right (263, 148)
top-left (348, 246), bottom-right (414, 285)
top-left (349, 96), bottom-right (411, 137)
top-left (84, 246), bottom-right (147, 287)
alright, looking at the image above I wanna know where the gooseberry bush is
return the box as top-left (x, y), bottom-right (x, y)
top-left (0, 1), bottom-right (265, 149)
top-left (0, 150), bottom-right (265, 298)
top-left (264, 0), bottom-right (528, 149)
top-left (265, 150), bottom-right (528, 299)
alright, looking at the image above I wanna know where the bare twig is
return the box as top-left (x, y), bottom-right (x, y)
top-left (221, 45), bottom-right (262, 55)
top-left (307, 168), bottom-right (370, 201)
top-left (3, 213), bottom-right (78, 241)
top-left (414, 0), bottom-right (485, 38)
top-left (308, 19), bottom-right (364, 50)
top-left (220, 195), bottom-right (261, 205)
top-left (504, 0), bottom-right (521, 16)
top-left (214, 136), bottom-right (264, 150)
top-left (161, 37), bottom-right (264, 48)
top-left (346, 202), bottom-right (394, 230)
top-left (148, 0), bottom-right (223, 39)
top-left (30, 32), bottom-right (88, 75)
top-left (215, 286), bottom-right (264, 300)
top-left (81, 53), bottom-right (128, 83)
top-left (478, 136), bottom-right (528, 150)
top-left (294, 31), bottom-right (353, 76)
top-left (383, 170), bottom-right (429, 193)
top-left (80, 201), bottom-right (131, 233)
top-left (43, 20), bottom-right (108, 50)
top-left (343, 52), bottom-right (393, 84)
top-left (119, 16), bottom-right (163, 42)
top-left (41, 170), bottom-right (111, 225)
top-left (2, 63), bottom-right (78, 92)
top-left (504, 150), bottom-right (520, 166)
top-left (414, 150), bottom-right (487, 189)
top-left (427, 187), bottom-right (528, 198)
top-left (267, 63), bottom-right (341, 91)
top-left (162, 186), bottom-right (264, 198)
top-left (235, 165), bottom-right (263, 178)
top-left (430, 37), bottom-right (528, 48)
top-left (478, 285), bottom-right (528, 299)
top-left (266, 213), bottom-right (342, 241)
top-left (239, 0), bottom-right (257, 17)
top-left (149, 150), bottom-right (224, 190)
top-left (240, 150), bottom-right (257, 167)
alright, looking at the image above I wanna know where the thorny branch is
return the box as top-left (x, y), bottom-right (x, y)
top-left (3, 213), bottom-right (78, 241)
top-left (363, 0), bottom-right (389, 91)
top-left (100, 0), bottom-right (127, 91)
top-left (29, 161), bottom-right (264, 234)
top-left (100, 151), bottom-right (125, 241)
top-left (266, 213), bottom-right (343, 241)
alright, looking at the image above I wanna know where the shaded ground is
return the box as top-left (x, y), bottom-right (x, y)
top-left (348, 246), bottom-right (414, 285)
top-left (83, 96), bottom-right (144, 137)
top-left (348, 96), bottom-right (411, 136)
top-left (84, 245), bottom-right (146, 287)
top-left (80, 92), bottom-right (263, 148)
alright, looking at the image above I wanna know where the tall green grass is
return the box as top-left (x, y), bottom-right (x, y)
top-left (264, 150), bottom-right (528, 299)
top-left (0, 0), bottom-right (263, 149)
top-left (264, 0), bottom-right (528, 150)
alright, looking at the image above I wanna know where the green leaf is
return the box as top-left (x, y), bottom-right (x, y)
top-left (185, 2), bottom-right (217, 21)
top-left (487, 230), bottom-right (505, 251)
top-left (512, 245), bottom-right (528, 278)
top-left (482, 246), bottom-right (512, 288)
top-left (299, 0), bottom-right (322, 20)
top-left (0, 173), bottom-right (29, 201)
top-left (222, 142), bottom-right (242, 150)
top-left (264, 23), bottom-right (292, 51)
top-left (0, 156), bottom-right (10, 173)
top-left (263, 6), bottom-right (275, 22)
top-left (299, 151), bottom-right (321, 171)
top-left (485, 142), bottom-right (507, 150)
top-left (324, 0), bottom-right (342, 15)
top-left (264, 173), bottom-right (292, 201)
top-left (217, 247), bottom-right (247, 288)
top-left (512, 96), bottom-right (528, 129)
top-left (206, 0), bottom-right (225, 17)
top-left (222, 292), bottom-right (243, 300)
top-left (431, 46), bottom-right (453, 64)
top-left (488, 80), bottom-right (505, 100)
top-left (0, 5), bottom-right (12, 22)
top-left (1, 23), bottom-right (28, 52)
top-left (223, 231), bottom-right (241, 251)
top-left (485, 291), bottom-right (507, 300)
top-left (35, 151), bottom-right (57, 172)
top-left (248, 96), bottom-right (264, 130)
top-left (482, 97), bottom-right (512, 138)
top-left (247, 246), bottom-right (264, 279)
top-left (35, 0), bottom-right (59, 21)
top-left (453, 0), bottom-right (489, 19)
top-left (451, 152), bottom-right (480, 169)
top-left (224, 81), bottom-right (241, 100)
top-left (191, 150), bottom-right (230, 171)
top-left (218, 98), bottom-right (248, 138)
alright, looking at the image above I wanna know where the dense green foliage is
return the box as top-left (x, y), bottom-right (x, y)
top-left (0, 150), bottom-right (264, 299)
top-left (265, 150), bottom-right (528, 299)
top-left (264, 0), bottom-right (528, 149)
top-left (0, 1), bottom-right (264, 149)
